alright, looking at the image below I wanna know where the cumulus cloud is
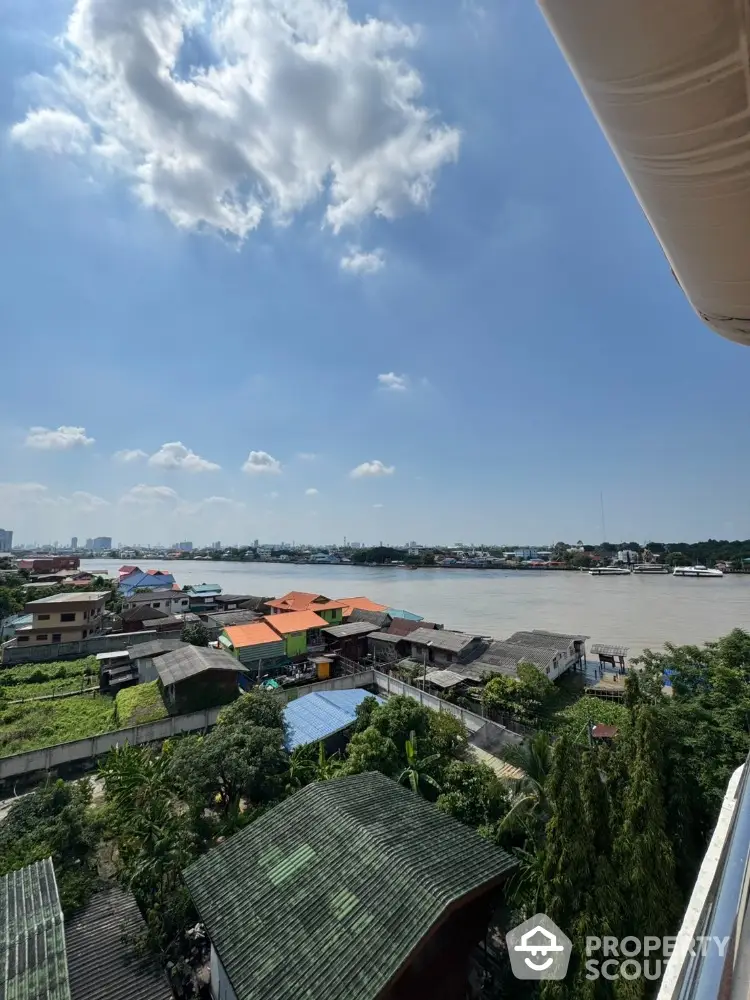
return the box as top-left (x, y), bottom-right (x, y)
top-left (305, 488), bottom-right (319, 496)
top-left (243, 451), bottom-right (281, 474)
top-left (350, 460), bottom-right (395, 478)
top-left (11, 109), bottom-right (91, 155)
top-left (9, 0), bottom-right (459, 243)
top-left (70, 491), bottom-right (109, 511)
top-left (341, 247), bottom-right (385, 275)
top-left (377, 372), bottom-right (408, 392)
top-left (148, 442), bottom-right (220, 472)
top-left (113, 448), bottom-right (147, 463)
top-left (0, 482), bottom-right (50, 503)
top-left (120, 484), bottom-right (180, 504)
top-left (25, 425), bottom-right (95, 450)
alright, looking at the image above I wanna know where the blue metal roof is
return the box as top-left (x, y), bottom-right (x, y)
top-left (386, 608), bottom-right (424, 621)
top-left (284, 688), bottom-right (384, 750)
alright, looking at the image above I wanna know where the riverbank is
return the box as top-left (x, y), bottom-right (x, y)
top-left (79, 558), bottom-right (750, 658)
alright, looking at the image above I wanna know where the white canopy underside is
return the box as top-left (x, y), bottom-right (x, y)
top-left (539, 0), bottom-right (750, 346)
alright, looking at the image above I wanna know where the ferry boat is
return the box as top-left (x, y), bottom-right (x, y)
top-left (672, 565), bottom-right (724, 578)
top-left (589, 566), bottom-right (632, 576)
top-left (632, 564), bottom-right (670, 575)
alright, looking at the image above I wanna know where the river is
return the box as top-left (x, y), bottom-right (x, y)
top-left (80, 559), bottom-right (750, 658)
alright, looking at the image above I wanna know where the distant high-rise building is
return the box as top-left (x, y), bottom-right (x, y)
top-left (71, 536), bottom-right (78, 550)
top-left (0, 529), bottom-right (12, 553)
top-left (176, 541), bottom-right (193, 552)
top-left (252, 539), bottom-right (259, 549)
top-left (211, 541), bottom-right (221, 551)
top-left (90, 536), bottom-right (112, 551)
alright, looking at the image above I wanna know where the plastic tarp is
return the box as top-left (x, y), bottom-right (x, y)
top-left (538, 0), bottom-right (750, 346)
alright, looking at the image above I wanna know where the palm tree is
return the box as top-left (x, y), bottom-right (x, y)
top-left (286, 746), bottom-right (318, 791)
top-left (315, 741), bottom-right (341, 781)
top-left (398, 730), bottom-right (442, 796)
top-left (498, 731), bottom-right (553, 833)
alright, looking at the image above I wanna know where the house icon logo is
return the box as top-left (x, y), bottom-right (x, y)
top-left (506, 913), bottom-right (572, 980)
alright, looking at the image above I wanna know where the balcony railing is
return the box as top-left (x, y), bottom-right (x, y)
top-left (659, 753), bottom-right (750, 1000)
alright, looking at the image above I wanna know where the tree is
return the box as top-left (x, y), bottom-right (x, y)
top-left (180, 622), bottom-right (209, 647)
top-left (398, 730), bottom-right (442, 797)
top-left (368, 695), bottom-right (431, 754)
top-left (436, 760), bottom-right (508, 830)
top-left (217, 689), bottom-right (286, 731)
top-left (343, 727), bottom-right (399, 776)
top-left (353, 694), bottom-right (380, 732)
top-left (498, 732), bottom-right (553, 834)
top-left (612, 708), bottom-right (680, 939)
top-left (426, 711), bottom-right (467, 757)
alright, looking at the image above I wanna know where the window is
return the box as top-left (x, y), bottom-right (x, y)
top-left (37, 614), bottom-right (50, 621)
top-left (52, 633), bottom-right (62, 642)
top-left (17, 635), bottom-right (28, 642)
top-left (36, 634), bottom-right (48, 641)
top-left (152, 602), bottom-right (161, 608)
top-left (61, 613), bottom-right (76, 622)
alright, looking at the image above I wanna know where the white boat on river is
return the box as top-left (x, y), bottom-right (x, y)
top-left (589, 567), bottom-right (632, 576)
top-left (673, 565), bottom-right (724, 578)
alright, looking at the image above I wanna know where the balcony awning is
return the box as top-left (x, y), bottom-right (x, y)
top-left (538, 0), bottom-right (750, 346)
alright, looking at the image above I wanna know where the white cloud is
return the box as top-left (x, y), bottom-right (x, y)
top-left (341, 247), bottom-right (385, 275)
top-left (9, 0), bottom-right (459, 243)
top-left (377, 372), bottom-right (408, 392)
top-left (178, 494), bottom-right (245, 515)
top-left (113, 448), bottom-right (147, 463)
top-left (70, 491), bottom-right (109, 511)
top-left (11, 109), bottom-right (91, 155)
top-left (148, 442), bottom-right (220, 473)
top-left (120, 484), bottom-right (180, 504)
top-left (297, 452), bottom-right (317, 461)
top-left (268, 491), bottom-right (280, 499)
top-left (0, 482), bottom-right (50, 503)
top-left (350, 460), bottom-right (395, 478)
top-left (305, 488), bottom-right (319, 496)
top-left (243, 451), bottom-right (281, 474)
top-left (25, 425), bottom-right (95, 450)
top-left (372, 503), bottom-right (384, 508)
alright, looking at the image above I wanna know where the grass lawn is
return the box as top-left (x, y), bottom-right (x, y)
top-left (0, 695), bottom-right (115, 757)
top-left (0, 657), bottom-right (99, 701)
top-left (114, 681), bottom-right (168, 727)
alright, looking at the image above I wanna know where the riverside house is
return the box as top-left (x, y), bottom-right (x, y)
top-left (263, 610), bottom-right (329, 658)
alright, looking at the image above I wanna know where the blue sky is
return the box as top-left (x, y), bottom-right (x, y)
top-left (1, 0), bottom-right (749, 548)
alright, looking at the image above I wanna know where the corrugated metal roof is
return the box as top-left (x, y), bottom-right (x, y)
top-left (183, 772), bottom-right (515, 1000)
top-left (156, 645), bottom-right (247, 686)
top-left (590, 643), bottom-right (630, 657)
top-left (348, 609), bottom-right (391, 628)
top-left (128, 637), bottom-right (186, 661)
top-left (224, 621), bottom-right (286, 648)
top-left (0, 857), bottom-right (71, 1000)
top-left (424, 669), bottom-right (465, 689)
top-left (208, 610), bottom-right (264, 627)
top-left (368, 631), bottom-right (404, 644)
top-left (322, 621), bottom-right (379, 639)
top-left (284, 689), bottom-right (383, 750)
top-left (386, 608), bottom-right (424, 621)
top-left (263, 611), bottom-right (328, 635)
top-left (65, 885), bottom-right (172, 1000)
top-left (408, 629), bottom-right (480, 653)
top-left (387, 618), bottom-right (438, 636)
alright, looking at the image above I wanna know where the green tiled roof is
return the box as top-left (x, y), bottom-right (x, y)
top-left (0, 857), bottom-right (71, 1000)
top-left (183, 771), bottom-right (515, 1000)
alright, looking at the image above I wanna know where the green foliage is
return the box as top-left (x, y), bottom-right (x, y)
top-left (0, 657), bottom-right (97, 688)
top-left (217, 689), bottom-right (286, 731)
top-left (483, 663), bottom-right (555, 724)
top-left (436, 760), bottom-right (509, 831)
top-left (554, 697), bottom-right (629, 739)
top-left (353, 694), bottom-right (380, 732)
top-left (349, 546), bottom-right (408, 565)
top-left (498, 732), bottom-right (553, 836)
top-left (0, 779), bottom-right (99, 914)
top-left (115, 681), bottom-right (168, 726)
top-left (0, 695), bottom-right (114, 756)
top-left (180, 622), bottom-right (210, 647)
top-left (0, 584), bottom-right (25, 620)
top-left (398, 729), bottom-right (442, 796)
top-left (342, 726), bottom-right (399, 776)
top-left (367, 694), bottom-right (431, 753)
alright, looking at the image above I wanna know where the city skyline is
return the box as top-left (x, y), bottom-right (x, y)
top-left (3, 0), bottom-right (750, 544)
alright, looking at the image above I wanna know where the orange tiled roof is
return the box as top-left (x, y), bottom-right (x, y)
top-left (264, 610), bottom-right (329, 635)
top-left (337, 596), bottom-right (389, 616)
top-left (265, 591), bottom-right (328, 612)
top-left (224, 622), bottom-right (284, 648)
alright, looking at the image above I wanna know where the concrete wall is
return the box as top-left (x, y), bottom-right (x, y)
top-left (0, 705), bottom-right (222, 780)
top-left (0, 668), bottom-right (518, 781)
top-left (2, 625), bottom-right (220, 667)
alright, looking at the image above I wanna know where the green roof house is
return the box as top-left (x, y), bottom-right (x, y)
top-left (183, 771), bottom-right (516, 1000)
